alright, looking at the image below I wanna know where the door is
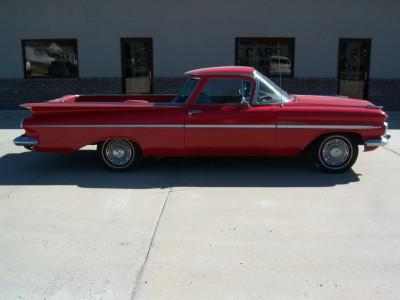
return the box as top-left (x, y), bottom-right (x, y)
top-left (185, 77), bottom-right (277, 155)
top-left (121, 38), bottom-right (153, 93)
top-left (338, 38), bottom-right (371, 99)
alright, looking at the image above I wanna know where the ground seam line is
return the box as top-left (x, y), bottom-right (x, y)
top-left (130, 165), bottom-right (178, 300)
top-left (382, 146), bottom-right (400, 157)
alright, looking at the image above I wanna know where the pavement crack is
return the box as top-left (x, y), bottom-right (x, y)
top-left (130, 164), bottom-right (178, 300)
top-left (383, 146), bottom-right (400, 157)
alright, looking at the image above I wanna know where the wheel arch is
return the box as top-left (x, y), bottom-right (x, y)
top-left (95, 137), bottom-right (142, 154)
top-left (76, 136), bottom-right (141, 150)
top-left (302, 132), bottom-right (363, 154)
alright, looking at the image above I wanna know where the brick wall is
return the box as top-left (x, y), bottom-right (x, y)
top-left (0, 77), bottom-right (399, 110)
top-left (0, 78), bottom-right (121, 109)
top-left (153, 77), bottom-right (186, 94)
top-left (272, 78), bottom-right (339, 96)
top-left (369, 79), bottom-right (400, 110)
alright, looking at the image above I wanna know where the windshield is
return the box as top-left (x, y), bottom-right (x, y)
top-left (254, 71), bottom-right (292, 104)
top-left (174, 78), bottom-right (199, 103)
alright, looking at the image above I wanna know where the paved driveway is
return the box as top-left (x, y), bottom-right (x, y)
top-left (0, 111), bottom-right (399, 300)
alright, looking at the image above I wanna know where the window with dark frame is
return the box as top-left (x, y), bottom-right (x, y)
top-left (22, 39), bottom-right (79, 78)
top-left (235, 38), bottom-right (295, 77)
top-left (196, 78), bottom-right (252, 105)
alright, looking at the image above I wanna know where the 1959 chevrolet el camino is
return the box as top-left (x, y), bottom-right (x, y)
top-left (14, 66), bottom-right (390, 173)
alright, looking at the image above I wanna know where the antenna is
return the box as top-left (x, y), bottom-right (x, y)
top-left (277, 41), bottom-right (283, 107)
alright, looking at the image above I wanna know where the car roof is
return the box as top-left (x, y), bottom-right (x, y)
top-left (185, 66), bottom-right (255, 77)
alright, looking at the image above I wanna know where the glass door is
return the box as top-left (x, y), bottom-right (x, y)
top-left (121, 38), bottom-right (153, 93)
top-left (338, 38), bottom-right (371, 99)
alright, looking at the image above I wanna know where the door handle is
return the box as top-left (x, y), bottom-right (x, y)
top-left (187, 109), bottom-right (202, 117)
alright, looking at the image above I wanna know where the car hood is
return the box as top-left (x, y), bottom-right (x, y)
top-left (288, 95), bottom-right (378, 108)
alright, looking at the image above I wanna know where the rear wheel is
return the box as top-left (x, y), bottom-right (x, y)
top-left (98, 139), bottom-right (141, 171)
top-left (313, 135), bottom-right (358, 173)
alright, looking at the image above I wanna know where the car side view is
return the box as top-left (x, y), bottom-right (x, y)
top-left (14, 66), bottom-right (390, 172)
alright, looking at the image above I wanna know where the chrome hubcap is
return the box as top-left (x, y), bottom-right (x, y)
top-left (105, 140), bottom-right (134, 166)
top-left (321, 138), bottom-right (350, 167)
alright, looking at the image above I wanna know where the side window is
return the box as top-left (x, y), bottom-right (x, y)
top-left (175, 78), bottom-right (199, 103)
top-left (255, 72), bottom-right (291, 104)
top-left (257, 79), bottom-right (283, 104)
top-left (196, 78), bottom-right (252, 105)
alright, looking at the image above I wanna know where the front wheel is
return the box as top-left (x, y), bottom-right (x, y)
top-left (98, 139), bottom-right (142, 171)
top-left (313, 135), bottom-right (358, 173)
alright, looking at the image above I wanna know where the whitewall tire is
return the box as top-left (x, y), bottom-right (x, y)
top-left (313, 135), bottom-right (358, 173)
top-left (98, 139), bottom-right (141, 171)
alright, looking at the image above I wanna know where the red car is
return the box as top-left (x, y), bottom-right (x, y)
top-left (14, 66), bottom-right (390, 173)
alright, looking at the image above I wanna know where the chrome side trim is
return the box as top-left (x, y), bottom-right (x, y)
top-left (364, 134), bottom-right (391, 147)
top-left (27, 124), bottom-right (381, 130)
top-left (277, 124), bottom-right (380, 129)
top-left (29, 124), bottom-right (185, 128)
top-left (30, 124), bottom-right (275, 129)
top-left (186, 124), bottom-right (276, 129)
top-left (13, 135), bottom-right (38, 147)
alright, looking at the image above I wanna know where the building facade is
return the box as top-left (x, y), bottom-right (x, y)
top-left (0, 0), bottom-right (399, 109)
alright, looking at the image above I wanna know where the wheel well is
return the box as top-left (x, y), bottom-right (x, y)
top-left (96, 139), bottom-right (142, 154)
top-left (303, 132), bottom-right (363, 153)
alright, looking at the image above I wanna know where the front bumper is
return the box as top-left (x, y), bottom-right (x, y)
top-left (364, 134), bottom-right (391, 147)
top-left (364, 121), bottom-right (390, 150)
top-left (13, 135), bottom-right (38, 147)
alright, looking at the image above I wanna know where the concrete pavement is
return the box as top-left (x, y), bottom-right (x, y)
top-left (0, 111), bottom-right (399, 300)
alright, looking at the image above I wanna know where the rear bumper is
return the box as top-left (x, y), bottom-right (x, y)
top-left (13, 135), bottom-right (38, 147)
top-left (364, 134), bottom-right (391, 148)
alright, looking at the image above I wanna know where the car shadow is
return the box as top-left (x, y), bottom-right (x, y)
top-left (0, 150), bottom-right (360, 189)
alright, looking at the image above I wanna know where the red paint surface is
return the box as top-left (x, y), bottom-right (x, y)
top-left (20, 67), bottom-right (388, 157)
